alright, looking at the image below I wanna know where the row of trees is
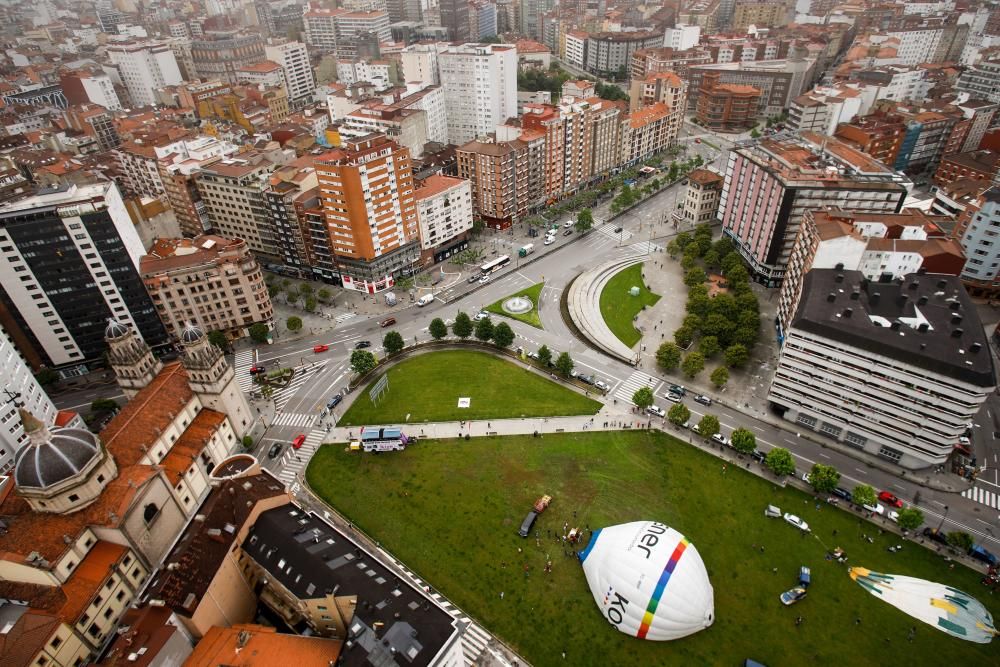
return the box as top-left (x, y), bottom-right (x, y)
top-left (265, 276), bottom-right (334, 313)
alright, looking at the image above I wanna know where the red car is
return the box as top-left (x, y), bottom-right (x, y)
top-left (878, 491), bottom-right (904, 508)
top-left (249, 365), bottom-right (265, 374)
top-left (313, 344), bottom-right (329, 353)
top-left (380, 317), bottom-right (397, 328)
top-left (291, 434), bottom-right (306, 449)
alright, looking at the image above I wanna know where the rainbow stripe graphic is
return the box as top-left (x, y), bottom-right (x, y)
top-left (636, 537), bottom-right (690, 639)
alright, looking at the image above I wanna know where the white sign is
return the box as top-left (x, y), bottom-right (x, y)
top-left (457, 397), bottom-right (471, 408)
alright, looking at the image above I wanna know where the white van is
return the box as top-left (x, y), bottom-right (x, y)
top-left (564, 220), bottom-right (574, 228)
top-left (416, 294), bottom-right (434, 307)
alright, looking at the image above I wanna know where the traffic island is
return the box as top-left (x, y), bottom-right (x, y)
top-left (485, 282), bottom-right (545, 328)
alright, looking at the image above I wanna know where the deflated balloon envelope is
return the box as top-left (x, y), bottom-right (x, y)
top-left (578, 521), bottom-right (715, 641)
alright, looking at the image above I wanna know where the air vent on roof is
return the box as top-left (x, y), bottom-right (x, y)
top-left (971, 342), bottom-right (982, 353)
top-left (937, 279), bottom-right (947, 288)
top-left (850, 290), bottom-right (860, 300)
top-left (908, 281), bottom-right (919, 290)
top-left (917, 295), bottom-right (928, 305)
top-left (897, 294), bottom-right (908, 306)
top-left (835, 273), bottom-right (844, 283)
top-left (879, 272), bottom-right (893, 283)
top-left (917, 267), bottom-right (927, 275)
top-left (918, 323), bottom-right (929, 332)
top-left (920, 343), bottom-right (926, 350)
top-left (951, 314), bottom-right (962, 325)
top-left (827, 292), bottom-right (836, 302)
top-left (950, 301), bottom-right (960, 311)
top-left (891, 321), bottom-right (901, 331)
top-left (952, 328), bottom-right (963, 338)
top-left (871, 292), bottom-right (880, 304)
top-left (835, 262), bottom-right (844, 270)
top-left (843, 308), bottom-right (852, 318)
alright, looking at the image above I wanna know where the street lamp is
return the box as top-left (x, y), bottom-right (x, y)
top-left (936, 505), bottom-right (950, 533)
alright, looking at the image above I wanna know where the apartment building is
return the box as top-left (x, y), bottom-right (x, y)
top-left (777, 207), bottom-right (966, 336)
top-left (332, 10), bottom-right (392, 59)
top-left (957, 56), bottom-right (1000, 104)
top-left (315, 135), bottom-right (419, 293)
top-left (787, 84), bottom-right (874, 136)
top-left (235, 60), bottom-right (285, 88)
top-left (264, 39), bottom-right (316, 105)
top-left (621, 102), bottom-right (674, 167)
top-left (59, 69), bottom-right (122, 111)
top-left (952, 186), bottom-right (1000, 298)
top-left (630, 46), bottom-right (712, 81)
top-left (0, 183), bottom-right (168, 373)
top-left (590, 98), bottom-right (625, 179)
top-left (400, 43), bottom-right (440, 86)
top-left (686, 56), bottom-right (817, 116)
top-left (303, 6), bottom-right (340, 54)
top-left (679, 169), bottom-right (724, 226)
top-left (191, 31), bottom-right (267, 85)
top-left (106, 41), bottom-right (184, 107)
top-left (585, 30), bottom-right (665, 77)
top-left (628, 71), bottom-right (688, 119)
top-left (140, 236), bottom-right (273, 342)
top-left (456, 131), bottom-right (537, 229)
top-left (731, 0), bottom-right (788, 31)
top-left (196, 154), bottom-right (281, 260)
top-left (438, 43), bottom-right (518, 145)
top-left (933, 151), bottom-right (1000, 189)
top-left (440, 0), bottom-right (471, 41)
top-left (719, 133), bottom-right (911, 286)
top-left (339, 104), bottom-right (429, 157)
top-left (63, 104), bottom-right (121, 152)
top-left (768, 270), bottom-right (994, 469)
top-left (695, 73), bottom-right (760, 132)
top-left (834, 114), bottom-right (907, 171)
top-left (158, 136), bottom-right (241, 237)
top-left (414, 174), bottom-right (473, 264)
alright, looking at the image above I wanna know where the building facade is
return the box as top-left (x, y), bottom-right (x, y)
top-left (438, 43), bottom-right (518, 145)
top-left (196, 154), bottom-right (281, 260)
top-left (106, 41), bottom-right (184, 107)
top-left (695, 72), bottom-right (761, 131)
top-left (679, 168), bottom-right (724, 225)
top-left (264, 39), bottom-right (316, 106)
top-left (952, 186), bottom-right (1000, 298)
top-left (414, 174), bottom-right (473, 264)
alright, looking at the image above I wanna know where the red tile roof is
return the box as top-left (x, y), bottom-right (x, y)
top-left (59, 541), bottom-right (127, 621)
top-left (160, 410), bottom-right (226, 485)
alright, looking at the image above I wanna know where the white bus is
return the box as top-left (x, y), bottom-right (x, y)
top-left (480, 255), bottom-right (511, 274)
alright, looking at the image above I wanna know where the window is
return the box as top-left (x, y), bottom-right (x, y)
top-left (50, 636), bottom-right (62, 649)
top-left (796, 414), bottom-right (817, 429)
top-left (68, 494), bottom-right (79, 502)
top-left (819, 423), bottom-right (842, 438)
top-left (845, 432), bottom-right (867, 449)
top-left (877, 446), bottom-right (902, 463)
top-left (143, 503), bottom-right (160, 525)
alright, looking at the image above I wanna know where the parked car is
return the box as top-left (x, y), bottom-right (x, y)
top-left (783, 513), bottom-right (810, 532)
top-left (693, 394), bottom-right (712, 406)
top-left (594, 380), bottom-right (610, 393)
top-left (862, 502), bottom-right (885, 516)
top-left (313, 344), bottom-right (329, 353)
top-left (518, 511), bottom-right (539, 537)
top-left (267, 443), bottom-right (283, 459)
top-left (468, 274), bottom-right (481, 283)
top-left (564, 220), bottom-right (574, 228)
top-left (473, 311), bottom-right (490, 321)
top-left (527, 351), bottom-right (540, 361)
top-left (327, 394), bottom-right (343, 410)
top-left (479, 274), bottom-right (491, 284)
top-left (969, 544), bottom-right (998, 566)
top-left (544, 237), bottom-right (555, 245)
top-left (878, 491), bottom-right (904, 508)
top-left (751, 450), bottom-right (766, 464)
top-left (887, 510), bottom-right (899, 523)
top-left (380, 317), bottom-right (397, 328)
top-left (578, 374), bottom-right (595, 385)
top-left (563, 229), bottom-right (573, 236)
top-left (780, 587), bottom-right (807, 606)
top-left (291, 434), bottom-right (306, 449)
top-left (646, 405), bottom-right (666, 418)
top-left (666, 392), bottom-right (683, 403)
top-left (764, 505), bottom-right (781, 518)
top-left (923, 527), bottom-right (949, 545)
top-left (690, 423), bottom-right (703, 435)
top-left (668, 384), bottom-right (686, 396)
top-left (711, 433), bottom-right (728, 446)
top-left (355, 340), bottom-right (372, 349)
top-left (801, 472), bottom-right (811, 484)
top-left (832, 487), bottom-right (852, 501)
top-left (249, 364), bottom-right (266, 374)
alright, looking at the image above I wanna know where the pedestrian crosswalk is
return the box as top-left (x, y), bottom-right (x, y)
top-left (596, 222), bottom-right (633, 242)
top-left (962, 485), bottom-right (1000, 509)
top-left (235, 350), bottom-right (255, 392)
top-left (272, 361), bottom-right (328, 411)
top-left (625, 240), bottom-right (662, 255)
top-left (271, 412), bottom-right (319, 428)
top-left (277, 429), bottom-right (324, 485)
top-left (334, 312), bottom-right (357, 324)
top-left (614, 370), bottom-right (661, 403)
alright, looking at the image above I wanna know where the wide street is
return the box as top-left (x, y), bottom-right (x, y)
top-left (51, 130), bottom-right (1000, 554)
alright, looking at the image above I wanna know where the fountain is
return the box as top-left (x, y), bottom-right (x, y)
top-left (502, 296), bottom-right (533, 314)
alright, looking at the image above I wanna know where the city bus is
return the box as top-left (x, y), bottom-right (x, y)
top-left (480, 255), bottom-right (511, 274)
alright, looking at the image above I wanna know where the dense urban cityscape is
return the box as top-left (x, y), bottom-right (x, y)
top-left (0, 0), bottom-right (999, 665)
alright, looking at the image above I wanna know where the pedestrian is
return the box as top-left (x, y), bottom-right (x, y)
top-left (855, 617), bottom-right (861, 625)
top-left (500, 591), bottom-right (504, 600)
top-left (760, 546), bottom-right (765, 553)
top-left (772, 567), bottom-right (778, 574)
top-left (795, 616), bottom-right (803, 627)
top-left (908, 627), bottom-right (915, 642)
top-left (833, 529), bottom-right (838, 536)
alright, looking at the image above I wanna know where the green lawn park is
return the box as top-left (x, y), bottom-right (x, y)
top-left (306, 430), bottom-right (999, 666)
top-left (599, 263), bottom-right (660, 348)
top-left (337, 350), bottom-right (600, 426)
top-left (484, 282), bottom-right (545, 328)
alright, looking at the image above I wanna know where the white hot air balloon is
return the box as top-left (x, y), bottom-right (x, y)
top-left (578, 521), bottom-right (715, 641)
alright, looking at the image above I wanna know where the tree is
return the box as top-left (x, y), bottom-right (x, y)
top-left (666, 239), bottom-right (681, 257)
top-left (710, 366), bottom-right (729, 388)
top-left (241, 435), bottom-right (254, 449)
top-left (207, 330), bottom-right (229, 351)
top-left (674, 326), bottom-right (694, 348)
top-left (750, 128), bottom-right (761, 139)
top-left (730, 427), bottom-right (756, 454)
top-left (91, 398), bottom-right (119, 413)
top-left (684, 267), bottom-right (707, 287)
top-left (852, 484), bottom-right (877, 508)
top-left (765, 448), bottom-right (795, 477)
top-left (575, 208), bottom-right (594, 233)
top-left (350, 349), bottom-right (377, 375)
top-left (702, 249), bottom-right (720, 269)
top-left (897, 507), bottom-right (925, 532)
top-left (698, 335), bottom-right (720, 359)
top-left (299, 283), bottom-right (314, 296)
top-left (382, 330), bottom-right (404, 355)
top-left (285, 285), bottom-right (299, 302)
top-left (429, 317), bottom-right (448, 340)
top-left (537, 345), bottom-right (552, 368)
top-left (249, 323), bottom-right (269, 343)
top-left (35, 368), bottom-right (59, 387)
top-left (681, 351), bottom-right (705, 378)
top-left (725, 343), bottom-right (750, 367)
top-left (318, 288), bottom-right (332, 302)
top-left (555, 351), bottom-right (574, 377)
top-left (712, 237), bottom-right (735, 258)
top-left (493, 322), bottom-right (514, 349)
top-left (632, 386), bottom-right (654, 409)
top-left (656, 342), bottom-right (681, 371)
top-left (947, 531), bottom-right (975, 553)
top-left (286, 316), bottom-right (303, 332)
top-left (452, 311), bottom-right (473, 339)
top-left (595, 81), bottom-right (629, 101)
top-left (809, 463), bottom-right (841, 493)
top-left (304, 296), bottom-right (317, 312)
top-left (697, 414), bottom-right (720, 438)
top-left (668, 402), bottom-right (690, 426)
top-left (474, 316), bottom-right (494, 342)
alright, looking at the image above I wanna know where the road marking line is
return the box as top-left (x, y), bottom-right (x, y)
top-left (854, 468), bottom-right (868, 475)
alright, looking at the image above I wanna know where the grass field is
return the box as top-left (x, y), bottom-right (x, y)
top-left (307, 430), bottom-right (999, 667)
top-left (599, 263), bottom-right (660, 348)
top-left (337, 350), bottom-right (601, 426)
top-left (484, 282), bottom-right (544, 328)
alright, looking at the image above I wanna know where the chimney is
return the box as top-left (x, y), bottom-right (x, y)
top-left (971, 342), bottom-right (982, 353)
top-left (937, 279), bottom-right (947, 288)
top-left (917, 266), bottom-right (927, 275)
top-left (835, 262), bottom-right (845, 270)
top-left (835, 273), bottom-right (844, 283)
top-left (951, 314), bottom-right (962, 325)
top-left (949, 300), bottom-right (961, 311)
top-left (908, 281), bottom-right (919, 290)
top-left (890, 321), bottom-right (901, 331)
top-left (850, 290), bottom-right (860, 300)
top-left (879, 272), bottom-right (893, 283)
top-left (917, 295), bottom-right (928, 305)
top-left (843, 308), bottom-right (852, 318)
top-left (827, 292), bottom-right (836, 302)
top-left (897, 294), bottom-right (908, 306)
top-left (918, 322), bottom-right (929, 332)
top-left (870, 292), bottom-right (880, 304)
top-left (952, 328), bottom-right (963, 338)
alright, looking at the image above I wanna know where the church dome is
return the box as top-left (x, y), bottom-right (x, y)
top-left (180, 321), bottom-right (205, 344)
top-left (105, 318), bottom-right (130, 340)
top-left (14, 426), bottom-right (102, 490)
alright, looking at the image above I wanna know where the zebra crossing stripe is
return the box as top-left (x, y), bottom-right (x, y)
top-left (963, 486), bottom-right (999, 509)
top-left (614, 371), bottom-right (661, 402)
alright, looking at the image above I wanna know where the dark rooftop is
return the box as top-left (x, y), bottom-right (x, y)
top-left (243, 506), bottom-right (459, 667)
top-left (792, 269), bottom-right (995, 387)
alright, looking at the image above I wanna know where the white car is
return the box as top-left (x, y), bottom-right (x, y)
top-left (544, 237), bottom-right (555, 245)
top-left (802, 472), bottom-right (811, 484)
top-left (887, 510), bottom-right (900, 523)
top-left (711, 433), bottom-right (728, 446)
top-left (594, 380), bottom-right (610, 392)
top-left (473, 311), bottom-right (490, 321)
top-left (666, 392), bottom-right (683, 403)
top-left (563, 220), bottom-right (574, 228)
top-left (478, 274), bottom-right (491, 284)
top-left (783, 513), bottom-right (810, 532)
top-left (646, 405), bottom-right (666, 418)
top-left (862, 502), bottom-right (885, 516)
